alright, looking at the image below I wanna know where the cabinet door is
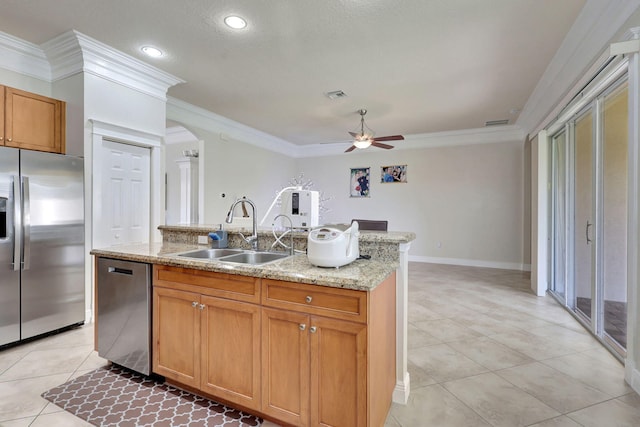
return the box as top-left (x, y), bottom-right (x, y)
top-left (200, 295), bottom-right (261, 410)
top-left (153, 287), bottom-right (200, 388)
top-left (310, 316), bottom-right (367, 427)
top-left (0, 86), bottom-right (4, 145)
top-left (261, 308), bottom-right (310, 427)
top-left (4, 87), bottom-right (64, 153)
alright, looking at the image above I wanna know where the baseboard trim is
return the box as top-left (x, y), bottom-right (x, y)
top-left (409, 255), bottom-right (531, 272)
top-left (629, 366), bottom-right (640, 396)
top-left (392, 372), bottom-right (410, 404)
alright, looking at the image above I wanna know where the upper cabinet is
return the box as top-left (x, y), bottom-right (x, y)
top-left (1, 85), bottom-right (66, 154)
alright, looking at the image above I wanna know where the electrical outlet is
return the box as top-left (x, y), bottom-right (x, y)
top-left (197, 235), bottom-right (208, 244)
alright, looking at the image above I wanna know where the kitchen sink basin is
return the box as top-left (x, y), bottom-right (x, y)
top-left (175, 248), bottom-right (290, 265)
top-left (176, 248), bottom-right (244, 259)
top-left (218, 251), bottom-right (290, 265)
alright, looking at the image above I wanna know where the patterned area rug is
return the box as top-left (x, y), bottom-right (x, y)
top-left (42, 365), bottom-right (262, 427)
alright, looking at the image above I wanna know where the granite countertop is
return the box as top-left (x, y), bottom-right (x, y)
top-left (158, 224), bottom-right (416, 244)
top-left (90, 242), bottom-right (399, 291)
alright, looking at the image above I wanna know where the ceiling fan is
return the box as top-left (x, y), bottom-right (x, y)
top-left (345, 109), bottom-right (404, 153)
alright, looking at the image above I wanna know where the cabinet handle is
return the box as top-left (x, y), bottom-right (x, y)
top-left (299, 323), bottom-right (306, 331)
top-left (305, 295), bottom-right (313, 303)
top-left (7, 138), bottom-right (12, 142)
top-left (586, 220), bottom-right (592, 244)
top-left (192, 301), bottom-right (198, 308)
top-left (199, 303), bottom-right (205, 310)
top-left (310, 326), bottom-right (317, 333)
top-left (0, 136), bottom-right (3, 141)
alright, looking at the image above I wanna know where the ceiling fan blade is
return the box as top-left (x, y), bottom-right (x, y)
top-left (371, 142), bottom-right (394, 150)
top-left (372, 135), bottom-right (404, 142)
top-left (345, 145), bottom-right (357, 153)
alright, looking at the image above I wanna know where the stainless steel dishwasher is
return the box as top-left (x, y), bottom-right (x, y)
top-left (97, 257), bottom-right (151, 375)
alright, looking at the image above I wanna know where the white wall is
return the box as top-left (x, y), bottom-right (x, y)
top-left (165, 140), bottom-right (200, 225)
top-left (0, 68), bottom-right (50, 96)
top-left (296, 140), bottom-right (527, 269)
top-left (163, 122), bottom-right (296, 227)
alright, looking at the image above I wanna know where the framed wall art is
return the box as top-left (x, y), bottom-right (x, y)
top-left (350, 167), bottom-right (370, 197)
top-left (381, 165), bottom-right (407, 183)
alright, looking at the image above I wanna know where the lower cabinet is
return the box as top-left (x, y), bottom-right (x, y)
top-left (261, 307), bottom-right (367, 427)
top-left (200, 295), bottom-right (261, 409)
top-left (152, 266), bottom-right (262, 411)
top-left (152, 265), bottom-right (396, 427)
top-left (153, 286), bottom-right (201, 388)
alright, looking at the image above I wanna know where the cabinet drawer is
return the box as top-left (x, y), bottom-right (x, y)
top-left (154, 265), bottom-right (260, 303)
top-left (262, 280), bottom-right (367, 323)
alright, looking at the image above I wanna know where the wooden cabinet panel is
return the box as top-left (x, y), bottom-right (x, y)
top-left (262, 279), bottom-right (367, 323)
top-left (310, 316), bottom-right (367, 427)
top-left (152, 286), bottom-right (200, 388)
top-left (0, 86), bottom-right (4, 145)
top-left (4, 87), bottom-right (65, 153)
top-left (261, 307), bottom-right (310, 427)
top-left (201, 295), bottom-right (261, 410)
top-left (155, 265), bottom-right (260, 303)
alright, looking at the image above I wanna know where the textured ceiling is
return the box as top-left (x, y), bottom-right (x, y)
top-left (0, 0), bottom-right (585, 145)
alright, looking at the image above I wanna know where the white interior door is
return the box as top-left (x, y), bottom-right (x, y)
top-left (95, 139), bottom-right (150, 247)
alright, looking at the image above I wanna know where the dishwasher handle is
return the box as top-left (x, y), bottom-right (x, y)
top-left (107, 266), bottom-right (134, 275)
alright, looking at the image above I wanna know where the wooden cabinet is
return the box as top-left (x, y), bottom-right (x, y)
top-left (0, 85), bottom-right (65, 153)
top-left (262, 307), bottom-right (311, 426)
top-left (153, 265), bottom-right (261, 410)
top-left (153, 286), bottom-right (201, 387)
top-left (261, 276), bottom-right (395, 427)
top-left (152, 264), bottom-right (396, 427)
top-left (200, 295), bottom-right (261, 409)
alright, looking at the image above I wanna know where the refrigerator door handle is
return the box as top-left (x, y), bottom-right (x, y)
top-left (21, 176), bottom-right (30, 270)
top-left (12, 175), bottom-right (21, 271)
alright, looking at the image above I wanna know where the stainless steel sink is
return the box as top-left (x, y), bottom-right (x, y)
top-left (175, 248), bottom-right (290, 265)
top-left (218, 251), bottom-right (290, 265)
top-left (176, 248), bottom-right (244, 259)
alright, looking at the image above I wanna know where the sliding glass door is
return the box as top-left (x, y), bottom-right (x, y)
top-left (550, 131), bottom-right (567, 301)
top-left (574, 109), bottom-right (594, 324)
top-left (549, 79), bottom-right (628, 356)
top-left (601, 84), bottom-right (628, 351)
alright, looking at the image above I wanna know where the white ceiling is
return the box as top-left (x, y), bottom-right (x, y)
top-left (0, 0), bottom-right (587, 145)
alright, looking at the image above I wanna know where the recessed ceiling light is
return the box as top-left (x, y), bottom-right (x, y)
top-left (224, 15), bottom-right (247, 29)
top-left (141, 46), bottom-right (163, 58)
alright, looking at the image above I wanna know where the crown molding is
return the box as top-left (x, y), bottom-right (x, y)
top-left (168, 95), bottom-right (525, 158)
top-left (42, 30), bottom-right (185, 100)
top-left (517, 0), bottom-right (640, 134)
top-left (0, 31), bottom-right (51, 81)
top-left (166, 96), bottom-right (302, 157)
top-left (297, 125), bottom-right (526, 158)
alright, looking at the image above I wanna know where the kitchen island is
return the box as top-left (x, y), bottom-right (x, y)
top-left (91, 226), bottom-right (414, 427)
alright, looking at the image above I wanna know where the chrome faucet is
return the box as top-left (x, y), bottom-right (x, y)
top-left (225, 197), bottom-right (258, 251)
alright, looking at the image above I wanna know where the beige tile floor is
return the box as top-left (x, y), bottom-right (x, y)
top-left (0, 262), bottom-right (638, 426)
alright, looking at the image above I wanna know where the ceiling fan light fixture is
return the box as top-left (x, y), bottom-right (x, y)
top-left (353, 139), bottom-right (372, 149)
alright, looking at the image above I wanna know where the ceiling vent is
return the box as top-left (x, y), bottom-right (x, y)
top-left (325, 90), bottom-right (347, 99)
top-left (484, 119), bottom-right (509, 127)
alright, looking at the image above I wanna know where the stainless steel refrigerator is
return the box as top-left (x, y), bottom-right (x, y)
top-left (0, 147), bottom-right (85, 347)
